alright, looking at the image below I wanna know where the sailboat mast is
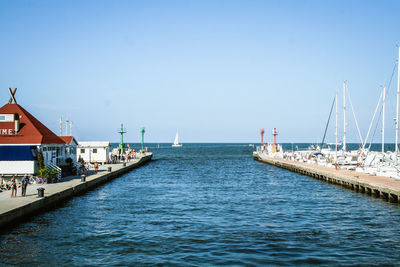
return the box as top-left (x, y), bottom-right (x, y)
top-left (65, 119), bottom-right (69, 136)
top-left (382, 86), bottom-right (386, 153)
top-left (343, 81), bottom-right (347, 152)
top-left (396, 46), bottom-right (400, 153)
top-left (60, 116), bottom-right (63, 136)
top-left (335, 90), bottom-right (338, 163)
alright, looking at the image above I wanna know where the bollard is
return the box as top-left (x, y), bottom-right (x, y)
top-left (123, 162), bottom-right (126, 167)
top-left (37, 187), bottom-right (45, 197)
top-left (81, 174), bottom-right (86, 182)
top-left (108, 167), bottom-right (112, 172)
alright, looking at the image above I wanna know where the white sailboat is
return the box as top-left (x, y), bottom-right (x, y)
top-left (172, 132), bottom-right (182, 147)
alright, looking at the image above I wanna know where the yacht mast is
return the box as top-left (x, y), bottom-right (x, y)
top-left (65, 119), bottom-right (69, 136)
top-left (396, 46), bottom-right (400, 153)
top-left (335, 90), bottom-right (338, 164)
top-left (382, 86), bottom-right (386, 153)
top-left (343, 81), bottom-right (347, 152)
top-left (60, 117), bottom-right (63, 136)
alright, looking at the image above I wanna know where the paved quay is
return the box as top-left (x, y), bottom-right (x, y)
top-left (0, 152), bottom-right (152, 230)
top-left (254, 153), bottom-right (400, 203)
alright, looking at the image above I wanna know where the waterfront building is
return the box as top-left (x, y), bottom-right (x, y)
top-left (0, 101), bottom-right (75, 178)
top-left (59, 136), bottom-right (79, 165)
top-left (77, 141), bottom-right (110, 164)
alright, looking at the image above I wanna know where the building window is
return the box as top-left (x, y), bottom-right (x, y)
top-left (0, 116), bottom-right (5, 121)
top-left (81, 149), bottom-right (85, 153)
top-left (43, 147), bottom-right (47, 151)
top-left (93, 148), bottom-right (97, 153)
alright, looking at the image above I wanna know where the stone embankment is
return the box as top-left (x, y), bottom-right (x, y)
top-left (254, 153), bottom-right (400, 203)
top-left (0, 153), bottom-right (152, 230)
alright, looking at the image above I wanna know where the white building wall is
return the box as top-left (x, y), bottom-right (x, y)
top-left (76, 142), bottom-right (110, 164)
top-left (0, 161), bottom-right (37, 176)
top-left (91, 148), bottom-right (108, 163)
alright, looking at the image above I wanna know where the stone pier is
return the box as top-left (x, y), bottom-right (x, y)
top-left (254, 153), bottom-right (400, 204)
top-left (0, 153), bottom-right (152, 230)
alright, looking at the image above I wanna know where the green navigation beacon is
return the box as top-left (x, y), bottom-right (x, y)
top-left (118, 123), bottom-right (127, 153)
top-left (140, 127), bottom-right (145, 151)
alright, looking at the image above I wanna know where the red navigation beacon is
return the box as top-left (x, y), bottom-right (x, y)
top-left (272, 128), bottom-right (278, 149)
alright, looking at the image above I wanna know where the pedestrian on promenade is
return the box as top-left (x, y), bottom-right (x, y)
top-left (84, 162), bottom-right (89, 175)
top-left (94, 162), bottom-right (99, 174)
top-left (10, 176), bottom-right (16, 198)
top-left (80, 161), bottom-right (84, 175)
top-left (21, 175), bottom-right (29, 197)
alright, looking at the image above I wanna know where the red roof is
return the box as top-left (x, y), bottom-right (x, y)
top-left (0, 104), bottom-right (65, 145)
top-left (59, 136), bottom-right (78, 145)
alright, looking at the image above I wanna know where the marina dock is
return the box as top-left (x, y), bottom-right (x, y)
top-left (0, 153), bottom-right (152, 230)
top-left (254, 153), bottom-right (400, 203)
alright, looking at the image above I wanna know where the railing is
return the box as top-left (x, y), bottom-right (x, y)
top-left (71, 158), bottom-right (80, 173)
top-left (47, 161), bottom-right (62, 180)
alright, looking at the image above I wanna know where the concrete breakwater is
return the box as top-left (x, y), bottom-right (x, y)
top-left (0, 153), bottom-right (152, 230)
top-left (253, 153), bottom-right (400, 204)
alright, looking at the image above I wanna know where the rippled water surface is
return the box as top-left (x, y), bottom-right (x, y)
top-left (2, 143), bottom-right (400, 266)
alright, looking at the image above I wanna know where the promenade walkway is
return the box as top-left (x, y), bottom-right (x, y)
top-left (0, 153), bottom-right (152, 229)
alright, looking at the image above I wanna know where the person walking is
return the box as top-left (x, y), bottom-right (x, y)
top-left (84, 162), bottom-right (89, 175)
top-left (94, 162), bottom-right (99, 174)
top-left (80, 161), bottom-right (84, 175)
top-left (10, 176), bottom-right (16, 198)
top-left (21, 175), bottom-right (29, 197)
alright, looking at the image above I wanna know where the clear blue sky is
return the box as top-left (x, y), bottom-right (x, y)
top-left (0, 0), bottom-right (399, 143)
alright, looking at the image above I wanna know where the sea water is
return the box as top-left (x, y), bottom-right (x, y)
top-left (1, 143), bottom-right (400, 265)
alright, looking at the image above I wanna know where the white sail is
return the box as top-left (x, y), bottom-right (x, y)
top-left (174, 133), bottom-right (179, 145)
top-left (172, 132), bottom-right (182, 147)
